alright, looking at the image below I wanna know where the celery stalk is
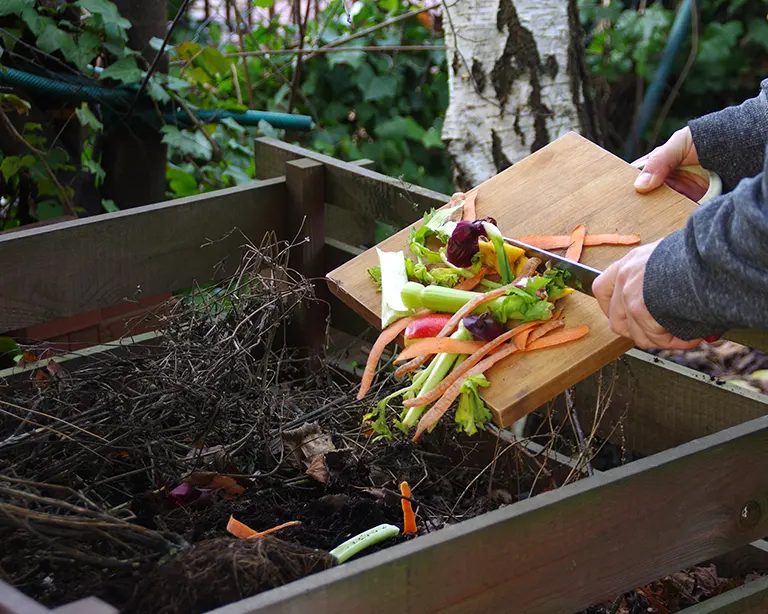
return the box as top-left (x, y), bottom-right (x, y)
top-left (329, 523), bottom-right (400, 563)
top-left (401, 325), bottom-right (473, 428)
top-left (482, 221), bottom-right (513, 285)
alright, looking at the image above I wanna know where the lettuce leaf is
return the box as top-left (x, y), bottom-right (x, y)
top-left (408, 204), bottom-right (463, 264)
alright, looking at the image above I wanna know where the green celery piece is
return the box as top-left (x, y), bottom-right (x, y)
top-left (482, 221), bottom-right (513, 285)
top-left (329, 523), bottom-right (400, 563)
top-left (401, 324), bottom-right (473, 428)
top-left (377, 248), bottom-right (412, 328)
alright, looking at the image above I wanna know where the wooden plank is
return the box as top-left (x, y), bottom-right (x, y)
top-left (677, 575), bottom-right (768, 614)
top-left (254, 137), bottom-right (448, 227)
top-left (0, 179), bottom-right (286, 332)
top-left (326, 132), bottom-right (697, 429)
top-left (571, 349), bottom-right (768, 457)
top-left (52, 597), bottom-right (118, 614)
top-left (285, 159), bottom-right (326, 359)
top-left (210, 413), bottom-right (768, 614)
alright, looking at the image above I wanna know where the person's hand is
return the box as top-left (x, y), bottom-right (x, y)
top-left (633, 127), bottom-right (709, 202)
top-left (593, 240), bottom-right (703, 350)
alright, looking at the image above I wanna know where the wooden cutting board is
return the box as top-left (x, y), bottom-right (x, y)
top-left (327, 132), bottom-right (697, 428)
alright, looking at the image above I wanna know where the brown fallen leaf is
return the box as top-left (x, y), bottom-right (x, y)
top-left (304, 454), bottom-right (329, 484)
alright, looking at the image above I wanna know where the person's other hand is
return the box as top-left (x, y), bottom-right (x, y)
top-left (593, 240), bottom-right (703, 350)
top-left (632, 127), bottom-right (708, 202)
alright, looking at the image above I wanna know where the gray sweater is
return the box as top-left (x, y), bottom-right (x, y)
top-left (643, 78), bottom-right (768, 340)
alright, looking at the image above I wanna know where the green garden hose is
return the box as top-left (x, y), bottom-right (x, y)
top-left (0, 66), bottom-right (314, 130)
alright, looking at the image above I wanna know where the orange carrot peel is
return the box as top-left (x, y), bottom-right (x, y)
top-left (514, 233), bottom-right (640, 250)
top-left (226, 515), bottom-right (301, 540)
top-left (565, 223), bottom-right (586, 263)
top-left (454, 266), bottom-right (487, 291)
top-left (394, 338), bottom-right (486, 363)
top-left (399, 481), bottom-right (417, 534)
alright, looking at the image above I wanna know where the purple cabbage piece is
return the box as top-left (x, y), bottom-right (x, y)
top-left (463, 313), bottom-right (506, 342)
top-left (168, 481), bottom-right (214, 508)
top-left (446, 217), bottom-right (498, 267)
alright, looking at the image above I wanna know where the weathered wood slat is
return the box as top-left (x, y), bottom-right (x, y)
top-left (677, 575), bottom-right (768, 614)
top-left (210, 412), bottom-right (768, 614)
top-left (254, 137), bottom-right (448, 227)
top-left (571, 348), bottom-right (768, 457)
top-left (0, 179), bottom-right (286, 333)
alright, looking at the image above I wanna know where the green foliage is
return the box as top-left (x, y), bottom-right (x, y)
top-left (579, 0), bottom-right (768, 152)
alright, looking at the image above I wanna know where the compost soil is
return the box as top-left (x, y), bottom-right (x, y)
top-left (1, 237), bottom-right (763, 614)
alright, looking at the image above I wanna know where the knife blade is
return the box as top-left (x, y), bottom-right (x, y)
top-left (502, 236), bottom-right (602, 297)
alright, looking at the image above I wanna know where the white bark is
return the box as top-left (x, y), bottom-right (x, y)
top-left (442, 0), bottom-right (598, 189)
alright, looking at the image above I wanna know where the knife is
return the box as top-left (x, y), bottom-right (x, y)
top-left (501, 236), bottom-right (722, 343)
top-left (501, 236), bottom-right (602, 298)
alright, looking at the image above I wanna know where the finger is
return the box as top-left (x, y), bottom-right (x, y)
top-left (663, 336), bottom-right (704, 351)
top-left (592, 267), bottom-right (617, 318)
top-left (624, 311), bottom-right (656, 349)
top-left (607, 285), bottom-right (630, 338)
top-left (634, 129), bottom-right (691, 194)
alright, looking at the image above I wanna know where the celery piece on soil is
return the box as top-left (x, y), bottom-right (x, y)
top-left (329, 523), bottom-right (401, 563)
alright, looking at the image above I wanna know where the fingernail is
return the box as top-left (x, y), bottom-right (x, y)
top-left (635, 172), bottom-right (652, 188)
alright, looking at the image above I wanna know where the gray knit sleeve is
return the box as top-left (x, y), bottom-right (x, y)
top-left (643, 142), bottom-right (768, 340)
top-left (687, 78), bottom-right (768, 190)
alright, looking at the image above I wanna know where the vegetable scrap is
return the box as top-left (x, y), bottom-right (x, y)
top-left (399, 481), bottom-right (417, 534)
top-left (226, 515), bottom-right (302, 540)
top-left (362, 193), bottom-right (640, 441)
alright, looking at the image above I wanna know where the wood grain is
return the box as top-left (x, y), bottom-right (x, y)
top-left (210, 413), bottom-right (768, 614)
top-left (326, 132), bottom-right (698, 428)
top-left (0, 179), bottom-right (285, 333)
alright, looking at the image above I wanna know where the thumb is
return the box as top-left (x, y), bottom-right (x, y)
top-left (634, 147), bottom-right (679, 193)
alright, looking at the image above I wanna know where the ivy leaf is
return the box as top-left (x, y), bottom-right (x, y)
top-left (160, 126), bottom-right (213, 160)
top-left (146, 76), bottom-right (170, 103)
top-left (148, 36), bottom-right (168, 52)
top-left (76, 0), bottom-right (131, 29)
top-left (176, 41), bottom-right (201, 61)
top-left (0, 0), bottom-right (33, 17)
top-left (83, 158), bottom-right (106, 184)
top-left (99, 57), bottom-right (143, 84)
top-left (35, 200), bottom-right (64, 221)
top-left (221, 117), bottom-right (245, 134)
top-left (76, 104), bottom-right (104, 132)
top-left (1, 154), bottom-right (35, 181)
top-left (222, 165), bottom-right (251, 186)
top-left (0, 93), bottom-right (31, 114)
top-left (254, 0), bottom-right (274, 7)
top-left (421, 126), bottom-right (444, 149)
top-left (363, 75), bottom-right (398, 101)
top-left (21, 7), bottom-right (52, 37)
top-left (199, 47), bottom-right (232, 76)
top-left (167, 163), bottom-right (198, 197)
top-left (36, 25), bottom-right (76, 60)
top-left (101, 199), bottom-right (119, 213)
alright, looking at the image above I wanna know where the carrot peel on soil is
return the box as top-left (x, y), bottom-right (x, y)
top-left (454, 266), bottom-right (487, 291)
top-left (359, 311), bottom-right (431, 399)
top-left (394, 338), bottom-right (486, 362)
top-left (413, 343), bottom-right (520, 441)
top-left (565, 223), bottom-right (586, 262)
top-left (227, 515), bottom-right (302, 540)
top-left (525, 324), bottom-right (590, 351)
top-left (399, 481), bottom-right (417, 534)
top-left (402, 320), bottom-right (543, 409)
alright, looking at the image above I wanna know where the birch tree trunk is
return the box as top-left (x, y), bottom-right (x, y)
top-left (442, 0), bottom-right (601, 189)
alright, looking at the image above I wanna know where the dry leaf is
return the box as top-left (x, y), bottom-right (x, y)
top-left (281, 422), bottom-right (336, 467)
top-left (304, 454), bottom-right (329, 484)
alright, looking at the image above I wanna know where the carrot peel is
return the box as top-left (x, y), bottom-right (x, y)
top-left (227, 515), bottom-right (302, 540)
top-left (565, 223), bottom-right (586, 263)
top-left (525, 325), bottom-right (590, 350)
top-left (400, 481), bottom-right (417, 534)
top-left (394, 338), bottom-right (486, 363)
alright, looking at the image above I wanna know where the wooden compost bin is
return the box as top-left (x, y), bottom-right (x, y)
top-left (3, 137), bottom-right (768, 614)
